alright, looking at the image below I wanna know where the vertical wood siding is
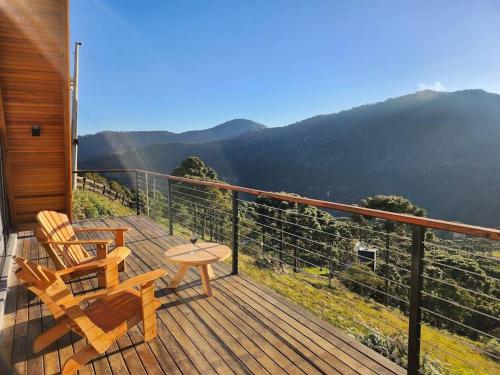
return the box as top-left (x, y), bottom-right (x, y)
top-left (0, 0), bottom-right (71, 229)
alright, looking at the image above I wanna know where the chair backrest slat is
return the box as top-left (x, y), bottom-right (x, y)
top-left (14, 256), bottom-right (67, 317)
top-left (35, 226), bottom-right (68, 269)
top-left (14, 256), bottom-right (45, 282)
top-left (36, 211), bottom-right (90, 268)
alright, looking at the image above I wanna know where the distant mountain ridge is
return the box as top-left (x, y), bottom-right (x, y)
top-left (81, 89), bottom-right (500, 227)
top-left (78, 119), bottom-right (266, 162)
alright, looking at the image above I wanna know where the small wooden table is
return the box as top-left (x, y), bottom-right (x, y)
top-left (164, 242), bottom-right (231, 297)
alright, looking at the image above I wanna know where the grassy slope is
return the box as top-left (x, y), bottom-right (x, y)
top-left (72, 190), bottom-right (134, 220)
top-left (234, 254), bottom-right (498, 375)
top-left (71, 193), bottom-right (498, 375)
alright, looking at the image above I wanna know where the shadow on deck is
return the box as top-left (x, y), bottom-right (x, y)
top-left (0, 215), bottom-right (404, 375)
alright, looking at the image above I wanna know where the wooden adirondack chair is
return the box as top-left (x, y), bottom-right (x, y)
top-left (35, 210), bottom-right (131, 288)
top-left (13, 255), bottom-right (166, 375)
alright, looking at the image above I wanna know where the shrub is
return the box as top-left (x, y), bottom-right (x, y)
top-left (255, 253), bottom-right (281, 270)
top-left (84, 206), bottom-right (99, 218)
top-left (361, 331), bottom-right (447, 374)
top-left (340, 262), bottom-right (385, 298)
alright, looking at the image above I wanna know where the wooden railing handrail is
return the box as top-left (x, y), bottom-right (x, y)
top-left (73, 169), bottom-right (500, 240)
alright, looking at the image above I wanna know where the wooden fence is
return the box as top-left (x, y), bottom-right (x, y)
top-left (75, 176), bottom-right (135, 208)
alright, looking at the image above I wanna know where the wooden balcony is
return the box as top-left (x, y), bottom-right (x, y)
top-left (1, 215), bottom-right (404, 375)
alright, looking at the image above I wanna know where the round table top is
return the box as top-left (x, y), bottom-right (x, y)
top-left (164, 242), bottom-right (231, 265)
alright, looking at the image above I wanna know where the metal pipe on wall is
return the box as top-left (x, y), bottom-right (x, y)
top-left (71, 41), bottom-right (82, 190)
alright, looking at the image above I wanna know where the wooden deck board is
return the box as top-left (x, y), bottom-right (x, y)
top-left (1, 215), bottom-right (405, 375)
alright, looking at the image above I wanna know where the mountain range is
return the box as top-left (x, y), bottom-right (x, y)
top-left (78, 119), bottom-right (266, 162)
top-left (80, 89), bottom-right (500, 227)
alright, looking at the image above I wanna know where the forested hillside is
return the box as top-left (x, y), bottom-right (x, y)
top-left (81, 89), bottom-right (500, 227)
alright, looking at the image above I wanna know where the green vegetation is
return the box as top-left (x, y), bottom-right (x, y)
top-left (242, 193), bottom-right (499, 341)
top-left (170, 157), bottom-right (231, 242)
top-left (81, 172), bottom-right (134, 199)
top-left (72, 189), bottom-right (134, 220)
top-left (172, 156), bottom-right (220, 180)
top-left (354, 194), bottom-right (426, 232)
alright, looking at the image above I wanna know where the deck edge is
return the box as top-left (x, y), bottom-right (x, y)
top-left (0, 232), bottom-right (18, 334)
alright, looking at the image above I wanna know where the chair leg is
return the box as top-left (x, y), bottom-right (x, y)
top-left (97, 263), bottom-right (119, 288)
top-left (104, 263), bottom-right (119, 288)
top-left (118, 259), bottom-right (126, 272)
top-left (62, 345), bottom-right (99, 375)
top-left (97, 269), bottom-right (106, 288)
top-left (33, 320), bottom-right (72, 353)
top-left (141, 282), bottom-right (158, 341)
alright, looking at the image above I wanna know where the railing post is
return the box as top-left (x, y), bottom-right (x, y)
top-left (168, 178), bottom-right (173, 235)
top-left (408, 225), bottom-right (426, 375)
top-left (261, 230), bottom-right (265, 253)
top-left (145, 173), bottom-right (150, 218)
top-left (193, 203), bottom-right (197, 236)
top-left (153, 178), bottom-right (156, 201)
top-left (279, 216), bottom-right (284, 270)
top-left (293, 236), bottom-right (299, 272)
top-left (328, 242), bottom-right (334, 286)
top-left (201, 208), bottom-right (206, 239)
top-left (210, 206), bottom-right (214, 241)
top-left (135, 171), bottom-right (140, 215)
top-left (384, 232), bottom-right (390, 306)
top-left (231, 191), bottom-right (239, 275)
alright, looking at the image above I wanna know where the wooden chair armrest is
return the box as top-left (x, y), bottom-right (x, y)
top-left (73, 227), bottom-right (129, 233)
top-left (73, 269), bottom-right (167, 304)
top-left (40, 239), bottom-right (113, 246)
top-left (56, 256), bottom-right (122, 276)
top-left (74, 227), bottom-right (129, 246)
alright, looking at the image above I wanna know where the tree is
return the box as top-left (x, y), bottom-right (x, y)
top-left (355, 195), bottom-right (426, 233)
top-left (352, 195), bottom-right (426, 307)
top-left (247, 193), bottom-right (335, 270)
top-left (340, 263), bottom-right (385, 298)
top-left (172, 156), bottom-right (218, 181)
top-left (171, 157), bottom-right (229, 241)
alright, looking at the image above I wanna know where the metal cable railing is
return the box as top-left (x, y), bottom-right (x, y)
top-left (424, 240), bottom-right (500, 262)
top-left (73, 169), bottom-right (500, 375)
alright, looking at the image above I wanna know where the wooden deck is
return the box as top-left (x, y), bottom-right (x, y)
top-left (0, 215), bottom-right (404, 375)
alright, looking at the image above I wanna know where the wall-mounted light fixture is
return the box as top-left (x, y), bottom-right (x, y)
top-left (31, 125), bottom-right (41, 136)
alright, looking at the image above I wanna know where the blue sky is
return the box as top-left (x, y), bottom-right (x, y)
top-left (71, 0), bottom-right (500, 135)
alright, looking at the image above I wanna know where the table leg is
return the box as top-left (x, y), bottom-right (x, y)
top-left (207, 264), bottom-right (214, 279)
top-left (169, 264), bottom-right (189, 288)
top-left (199, 265), bottom-right (213, 297)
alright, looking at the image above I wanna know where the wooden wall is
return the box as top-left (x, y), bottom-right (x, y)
top-left (0, 0), bottom-right (72, 230)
